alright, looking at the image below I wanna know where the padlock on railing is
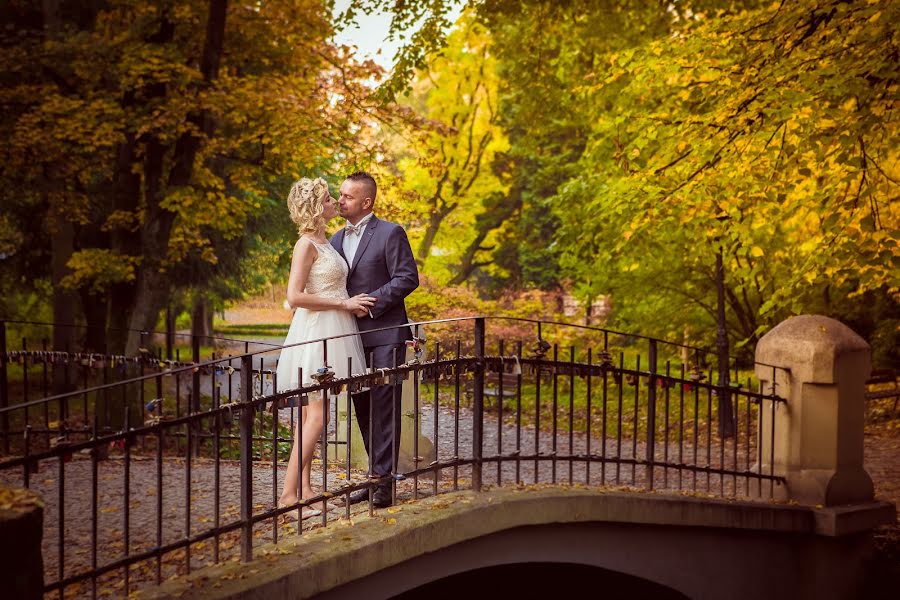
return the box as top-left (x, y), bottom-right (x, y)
top-left (500, 355), bottom-right (523, 376)
top-left (280, 394), bottom-right (307, 409)
top-left (346, 379), bottom-right (367, 394)
top-left (311, 366), bottom-right (335, 384)
top-left (529, 338), bottom-right (551, 360)
top-left (688, 363), bottom-right (707, 383)
top-left (404, 336), bottom-right (426, 365)
top-left (219, 402), bottom-right (237, 428)
top-left (598, 350), bottom-right (613, 367)
top-left (145, 397), bottom-right (163, 415)
top-left (50, 431), bottom-right (74, 463)
top-left (310, 365), bottom-right (345, 395)
top-left (370, 368), bottom-right (388, 387)
top-left (682, 363), bottom-right (707, 392)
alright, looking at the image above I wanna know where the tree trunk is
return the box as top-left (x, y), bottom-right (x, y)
top-left (449, 192), bottom-right (518, 285)
top-left (126, 269), bottom-right (178, 355)
top-left (43, 0), bottom-right (78, 393)
top-left (80, 291), bottom-right (108, 354)
top-left (416, 201), bottom-right (456, 267)
top-left (124, 0), bottom-right (227, 355)
top-left (191, 294), bottom-right (212, 346)
top-left (107, 128), bottom-right (141, 354)
top-left (124, 136), bottom-right (168, 356)
top-left (51, 211), bottom-right (77, 394)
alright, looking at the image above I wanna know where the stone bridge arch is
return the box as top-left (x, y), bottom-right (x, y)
top-left (147, 486), bottom-right (890, 600)
top-left (391, 562), bottom-right (689, 600)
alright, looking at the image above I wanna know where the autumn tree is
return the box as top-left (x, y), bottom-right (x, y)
top-left (1, 0), bottom-right (386, 354)
top-left (378, 10), bottom-right (510, 284)
top-left (555, 0), bottom-right (899, 356)
top-left (464, 0), bottom-right (736, 293)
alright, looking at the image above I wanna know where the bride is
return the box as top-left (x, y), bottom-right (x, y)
top-left (275, 177), bottom-right (374, 519)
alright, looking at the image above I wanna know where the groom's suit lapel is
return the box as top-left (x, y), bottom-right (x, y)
top-left (348, 215), bottom-right (378, 277)
top-left (332, 229), bottom-right (348, 263)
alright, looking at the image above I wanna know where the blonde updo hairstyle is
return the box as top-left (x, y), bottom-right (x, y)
top-left (287, 177), bottom-right (331, 235)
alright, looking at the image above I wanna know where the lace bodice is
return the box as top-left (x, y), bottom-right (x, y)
top-left (303, 238), bottom-right (350, 300)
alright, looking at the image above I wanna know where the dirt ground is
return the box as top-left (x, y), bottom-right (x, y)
top-left (861, 411), bottom-right (900, 598)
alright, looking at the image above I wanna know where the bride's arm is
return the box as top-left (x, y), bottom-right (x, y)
top-left (286, 239), bottom-right (374, 312)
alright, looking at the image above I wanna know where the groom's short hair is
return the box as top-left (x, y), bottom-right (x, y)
top-left (345, 171), bottom-right (377, 201)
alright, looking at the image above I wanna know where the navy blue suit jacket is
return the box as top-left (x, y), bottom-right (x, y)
top-left (331, 216), bottom-right (419, 348)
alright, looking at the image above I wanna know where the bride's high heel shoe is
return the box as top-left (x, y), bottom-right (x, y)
top-left (277, 503), bottom-right (322, 522)
top-left (277, 498), bottom-right (337, 522)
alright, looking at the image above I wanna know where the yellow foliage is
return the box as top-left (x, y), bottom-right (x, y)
top-left (61, 249), bottom-right (140, 293)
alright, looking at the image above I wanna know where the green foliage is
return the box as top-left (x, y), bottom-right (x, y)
top-left (386, 0), bottom-right (895, 356)
top-left (0, 0), bottom-right (390, 349)
top-left (3, 0), bottom-right (896, 367)
top-left (556, 0), bottom-right (899, 348)
top-left (338, 0), bottom-right (458, 102)
top-left (377, 10), bottom-right (510, 284)
top-left (214, 323), bottom-right (290, 338)
top-left (380, 0), bottom-right (898, 362)
top-left (60, 249), bottom-right (140, 294)
top-left (461, 0), bottom-right (709, 293)
top-left (217, 409), bottom-right (293, 461)
top-left (421, 374), bottom-right (759, 442)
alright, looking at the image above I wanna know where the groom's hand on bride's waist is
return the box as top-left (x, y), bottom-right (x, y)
top-left (360, 294), bottom-right (377, 318)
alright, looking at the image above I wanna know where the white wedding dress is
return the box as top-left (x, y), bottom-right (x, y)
top-left (276, 238), bottom-right (367, 393)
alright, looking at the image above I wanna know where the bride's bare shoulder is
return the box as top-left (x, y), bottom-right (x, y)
top-left (293, 236), bottom-right (319, 258)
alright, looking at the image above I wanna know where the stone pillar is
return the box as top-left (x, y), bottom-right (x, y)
top-left (754, 315), bottom-right (874, 506)
top-left (0, 486), bottom-right (43, 599)
top-left (328, 339), bottom-right (436, 473)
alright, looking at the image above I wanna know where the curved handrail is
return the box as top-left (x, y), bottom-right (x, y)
top-left (0, 314), bottom-right (783, 414)
top-left (0, 318), bottom-right (284, 348)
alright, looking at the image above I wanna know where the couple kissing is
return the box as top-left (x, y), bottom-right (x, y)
top-left (275, 171), bottom-right (419, 518)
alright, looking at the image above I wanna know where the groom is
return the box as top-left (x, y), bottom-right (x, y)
top-left (332, 171), bottom-right (419, 508)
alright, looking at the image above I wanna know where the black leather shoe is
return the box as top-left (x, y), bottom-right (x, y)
top-left (372, 486), bottom-right (392, 508)
top-left (343, 489), bottom-right (370, 506)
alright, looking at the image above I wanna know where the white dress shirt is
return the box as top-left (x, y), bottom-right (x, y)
top-left (342, 213), bottom-right (373, 267)
top-left (342, 213), bottom-right (375, 318)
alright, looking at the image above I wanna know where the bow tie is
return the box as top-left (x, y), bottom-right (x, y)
top-left (345, 222), bottom-right (364, 236)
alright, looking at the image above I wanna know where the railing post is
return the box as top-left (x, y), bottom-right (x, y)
top-left (165, 305), bottom-right (174, 361)
top-left (0, 320), bottom-right (8, 455)
top-left (191, 335), bottom-right (201, 414)
top-left (472, 317), bottom-right (485, 493)
top-left (191, 335), bottom-right (202, 458)
top-left (754, 315), bottom-right (874, 505)
top-left (646, 339), bottom-right (657, 489)
top-left (239, 354), bottom-right (255, 562)
top-left (716, 249), bottom-right (735, 438)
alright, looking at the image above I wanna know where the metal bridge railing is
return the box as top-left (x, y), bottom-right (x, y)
top-left (0, 316), bottom-right (786, 598)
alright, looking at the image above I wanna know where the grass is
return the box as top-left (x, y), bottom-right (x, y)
top-left (214, 323), bottom-right (289, 339)
top-left (416, 370), bottom-right (763, 445)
